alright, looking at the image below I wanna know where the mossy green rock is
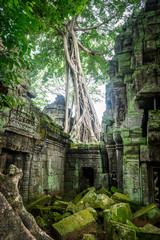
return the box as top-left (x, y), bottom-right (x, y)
top-left (112, 192), bottom-right (139, 211)
top-left (66, 202), bottom-right (77, 213)
top-left (73, 188), bottom-right (91, 204)
top-left (104, 203), bottom-right (132, 234)
top-left (137, 223), bottom-right (160, 240)
top-left (110, 203), bottom-right (132, 223)
top-left (25, 195), bottom-right (51, 212)
top-left (110, 186), bottom-right (121, 194)
top-left (132, 204), bottom-right (160, 227)
top-left (76, 190), bottom-right (114, 211)
top-left (82, 234), bottom-right (97, 240)
top-left (94, 194), bottom-right (115, 210)
top-left (52, 208), bottom-right (97, 240)
top-left (75, 189), bottom-right (97, 210)
top-left (109, 221), bottom-right (136, 240)
top-left (96, 188), bottom-right (112, 197)
top-left (35, 216), bottom-right (46, 228)
top-left (52, 200), bottom-right (69, 211)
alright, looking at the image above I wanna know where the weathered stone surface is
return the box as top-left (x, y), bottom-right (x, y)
top-left (109, 221), bottom-right (136, 240)
top-left (75, 188), bottom-right (114, 211)
top-left (137, 223), bottom-right (160, 240)
top-left (112, 192), bottom-right (138, 210)
top-left (102, 0), bottom-right (160, 206)
top-left (132, 204), bottom-right (160, 227)
top-left (104, 203), bottom-right (132, 236)
top-left (26, 195), bottom-right (51, 212)
top-left (52, 208), bottom-right (97, 240)
top-left (82, 234), bottom-right (97, 240)
top-left (52, 200), bottom-right (69, 211)
top-left (96, 188), bottom-right (112, 197)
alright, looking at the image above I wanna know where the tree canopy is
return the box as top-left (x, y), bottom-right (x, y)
top-left (0, 0), bottom-right (145, 142)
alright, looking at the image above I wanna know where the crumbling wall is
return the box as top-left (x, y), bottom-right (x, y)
top-left (65, 143), bottom-right (109, 192)
top-left (102, 0), bottom-right (160, 204)
top-left (0, 87), bottom-right (70, 203)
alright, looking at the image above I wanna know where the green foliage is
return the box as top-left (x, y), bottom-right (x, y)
top-left (0, 0), bottom-right (40, 107)
top-left (26, 0), bottom-right (144, 108)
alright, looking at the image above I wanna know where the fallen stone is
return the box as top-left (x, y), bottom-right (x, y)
top-left (76, 190), bottom-right (114, 211)
top-left (104, 203), bottom-right (132, 226)
top-left (137, 223), bottom-right (160, 240)
top-left (94, 194), bottom-right (115, 210)
top-left (52, 200), bottom-right (69, 211)
top-left (132, 204), bottom-right (160, 227)
top-left (26, 195), bottom-right (51, 212)
top-left (73, 187), bottom-right (95, 204)
top-left (66, 202), bottom-right (77, 213)
top-left (52, 208), bottom-right (97, 240)
top-left (104, 203), bottom-right (132, 236)
top-left (110, 186), bottom-right (121, 194)
top-left (82, 233), bottom-right (97, 240)
top-left (75, 189), bottom-right (97, 210)
top-left (111, 192), bottom-right (139, 211)
top-left (35, 216), bottom-right (46, 229)
top-left (110, 221), bottom-right (136, 240)
top-left (96, 188), bottom-right (112, 197)
top-left (29, 205), bottom-right (52, 217)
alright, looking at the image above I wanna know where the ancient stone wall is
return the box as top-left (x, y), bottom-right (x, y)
top-left (65, 144), bottom-right (109, 192)
top-left (0, 88), bottom-right (70, 203)
top-left (102, 0), bottom-right (160, 205)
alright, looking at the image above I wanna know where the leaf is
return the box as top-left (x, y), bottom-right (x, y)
top-left (14, 0), bottom-right (18, 6)
top-left (34, 55), bottom-right (40, 63)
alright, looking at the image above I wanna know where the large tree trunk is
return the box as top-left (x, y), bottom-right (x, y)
top-left (63, 19), bottom-right (100, 143)
top-left (0, 164), bottom-right (54, 240)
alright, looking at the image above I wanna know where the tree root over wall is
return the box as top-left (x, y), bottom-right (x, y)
top-left (0, 164), bottom-right (54, 240)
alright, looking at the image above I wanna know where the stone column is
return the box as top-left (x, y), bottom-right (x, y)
top-left (20, 153), bottom-right (32, 203)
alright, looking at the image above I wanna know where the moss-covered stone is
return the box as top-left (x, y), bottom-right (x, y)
top-left (132, 204), bottom-right (160, 227)
top-left (52, 200), bottom-right (69, 211)
top-left (73, 188), bottom-right (90, 204)
top-left (111, 192), bottom-right (139, 211)
top-left (137, 223), bottom-right (160, 240)
top-left (110, 221), bottom-right (136, 240)
top-left (104, 203), bottom-right (132, 234)
top-left (25, 195), bottom-right (51, 212)
top-left (110, 186), bottom-right (121, 194)
top-left (52, 208), bottom-right (97, 240)
top-left (35, 215), bottom-right (46, 228)
top-left (96, 188), bottom-right (112, 197)
top-left (82, 234), bottom-right (97, 240)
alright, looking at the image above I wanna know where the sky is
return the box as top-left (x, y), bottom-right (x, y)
top-left (46, 84), bottom-right (106, 123)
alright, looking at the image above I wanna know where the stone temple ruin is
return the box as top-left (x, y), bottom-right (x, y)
top-left (1, 0), bottom-right (160, 239)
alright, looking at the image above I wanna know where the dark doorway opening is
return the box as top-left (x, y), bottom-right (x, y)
top-left (81, 167), bottom-right (94, 190)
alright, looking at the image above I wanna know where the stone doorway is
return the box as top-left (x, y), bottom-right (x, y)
top-left (81, 167), bottom-right (94, 190)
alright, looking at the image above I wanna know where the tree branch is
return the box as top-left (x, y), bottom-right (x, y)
top-left (74, 10), bottom-right (120, 32)
top-left (78, 41), bottom-right (107, 56)
top-left (74, 20), bottom-right (110, 31)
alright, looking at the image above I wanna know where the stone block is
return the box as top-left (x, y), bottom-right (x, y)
top-left (112, 192), bottom-right (138, 208)
top-left (52, 208), bottom-right (97, 240)
top-left (108, 221), bottom-right (136, 240)
top-left (132, 204), bottom-right (160, 227)
top-left (104, 203), bottom-right (132, 233)
top-left (137, 223), bottom-right (160, 240)
top-left (82, 234), bottom-right (97, 240)
top-left (25, 195), bottom-right (51, 212)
